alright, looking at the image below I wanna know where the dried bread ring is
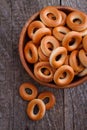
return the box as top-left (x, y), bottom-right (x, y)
top-left (27, 21), bottom-right (45, 39)
top-left (33, 28), bottom-right (51, 45)
top-left (38, 47), bottom-right (49, 61)
top-left (41, 35), bottom-right (60, 57)
top-left (64, 55), bottom-right (70, 65)
top-left (79, 29), bottom-right (87, 37)
top-left (69, 50), bottom-right (84, 73)
top-left (54, 65), bottom-right (74, 86)
top-left (62, 31), bottom-right (82, 51)
top-left (40, 6), bottom-right (62, 27)
top-left (34, 62), bottom-right (53, 82)
top-left (53, 26), bottom-right (70, 41)
top-left (38, 91), bottom-right (56, 110)
top-left (27, 99), bottom-right (46, 120)
top-left (19, 83), bottom-right (38, 101)
top-left (59, 11), bottom-right (67, 25)
top-left (47, 10), bottom-right (66, 26)
top-left (24, 41), bottom-right (38, 63)
top-left (82, 35), bottom-right (87, 52)
top-left (79, 49), bottom-right (87, 67)
top-left (78, 68), bottom-right (87, 77)
top-left (66, 11), bottom-right (87, 31)
top-left (49, 47), bottom-right (67, 68)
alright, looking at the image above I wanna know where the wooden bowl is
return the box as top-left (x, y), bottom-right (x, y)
top-left (19, 6), bottom-right (87, 89)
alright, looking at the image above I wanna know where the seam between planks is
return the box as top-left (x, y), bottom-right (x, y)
top-left (10, 0), bottom-right (14, 130)
top-left (60, 0), bottom-right (62, 5)
top-left (70, 89), bottom-right (74, 130)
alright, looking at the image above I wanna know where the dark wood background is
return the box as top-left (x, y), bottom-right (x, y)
top-left (0, 0), bottom-right (87, 130)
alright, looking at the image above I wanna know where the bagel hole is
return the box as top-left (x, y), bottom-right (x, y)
top-left (55, 54), bottom-right (62, 61)
top-left (48, 42), bottom-right (53, 51)
top-left (76, 55), bottom-right (81, 66)
top-left (33, 104), bottom-right (39, 115)
top-left (59, 31), bottom-right (66, 35)
top-left (47, 13), bottom-right (56, 20)
top-left (44, 69), bottom-right (50, 75)
top-left (69, 38), bottom-right (75, 46)
top-left (73, 18), bottom-right (82, 24)
top-left (33, 28), bottom-right (39, 33)
top-left (41, 68), bottom-right (50, 75)
top-left (60, 72), bottom-right (67, 79)
top-left (85, 52), bottom-right (87, 56)
top-left (43, 97), bottom-right (49, 104)
top-left (25, 88), bottom-right (32, 95)
top-left (29, 49), bottom-right (32, 57)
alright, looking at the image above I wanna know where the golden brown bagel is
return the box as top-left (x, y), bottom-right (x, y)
top-left (82, 35), bottom-right (87, 52)
top-left (79, 49), bottom-right (87, 67)
top-left (24, 41), bottom-right (38, 63)
top-left (49, 47), bottom-right (67, 68)
top-left (38, 91), bottom-right (56, 110)
top-left (40, 6), bottom-right (62, 27)
top-left (62, 31), bottom-right (82, 51)
top-left (34, 62), bottom-right (54, 82)
top-left (41, 35), bottom-right (60, 57)
top-left (66, 11), bottom-right (87, 31)
top-left (27, 99), bottom-right (46, 120)
top-left (69, 50), bottom-right (84, 73)
top-left (78, 68), bottom-right (87, 77)
top-left (27, 21), bottom-right (45, 39)
top-left (53, 26), bottom-right (70, 41)
top-left (19, 83), bottom-right (38, 101)
top-left (33, 28), bottom-right (51, 45)
top-left (38, 47), bottom-right (49, 61)
top-left (54, 65), bottom-right (74, 86)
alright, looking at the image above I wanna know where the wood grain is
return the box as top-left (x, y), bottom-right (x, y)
top-left (62, 1), bottom-right (87, 130)
top-left (11, 0), bottom-right (64, 130)
top-left (0, 0), bottom-right (87, 130)
top-left (0, 0), bottom-right (13, 130)
top-left (61, 0), bottom-right (87, 13)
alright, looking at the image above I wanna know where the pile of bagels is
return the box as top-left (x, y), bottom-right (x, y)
top-left (24, 6), bottom-right (87, 87)
top-left (19, 82), bottom-right (56, 120)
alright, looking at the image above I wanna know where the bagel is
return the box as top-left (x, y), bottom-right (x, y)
top-left (62, 31), bottom-right (82, 51)
top-left (82, 35), bottom-right (87, 52)
top-left (49, 47), bottom-right (67, 68)
top-left (78, 68), bottom-right (87, 77)
top-left (40, 6), bottom-right (62, 27)
top-left (79, 49), bottom-right (87, 67)
top-left (33, 28), bottom-right (51, 45)
top-left (53, 26), bottom-right (70, 41)
top-left (24, 41), bottom-right (38, 63)
top-left (38, 91), bottom-right (56, 110)
top-left (41, 35), bottom-right (60, 57)
top-left (27, 21), bottom-right (45, 39)
top-left (66, 11), bottom-right (87, 31)
top-left (69, 50), bottom-right (84, 73)
top-left (27, 99), bottom-right (46, 120)
top-left (19, 83), bottom-right (38, 101)
top-left (34, 62), bottom-right (54, 82)
top-left (54, 65), bottom-right (74, 86)
top-left (38, 47), bottom-right (49, 61)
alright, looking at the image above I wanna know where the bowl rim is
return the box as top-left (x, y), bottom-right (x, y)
top-left (19, 6), bottom-right (87, 89)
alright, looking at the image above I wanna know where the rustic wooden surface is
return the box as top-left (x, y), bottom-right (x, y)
top-left (0, 0), bottom-right (87, 130)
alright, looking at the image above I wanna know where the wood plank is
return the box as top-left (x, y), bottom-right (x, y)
top-left (61, 0), bottom-right (87, 13)
top-left (11, 0), bottom-right (65, 130)
top-left (2, 0), bottom-right (87, 130)
top-left (37, 0), bottom-right (61, 9)
top-left (0, 0), bottom-right (13, 130)
top-left (61, 0), bottom-right (87, 130)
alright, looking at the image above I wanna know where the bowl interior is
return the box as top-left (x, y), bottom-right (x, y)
top-left (19, 6), bottom-right (87, 89)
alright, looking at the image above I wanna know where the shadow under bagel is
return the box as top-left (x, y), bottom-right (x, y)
top-left (19, 6), bottom-right (87, 89)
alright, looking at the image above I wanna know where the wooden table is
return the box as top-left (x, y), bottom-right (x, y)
top-left (0, 0), bottom-right (87, 130)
